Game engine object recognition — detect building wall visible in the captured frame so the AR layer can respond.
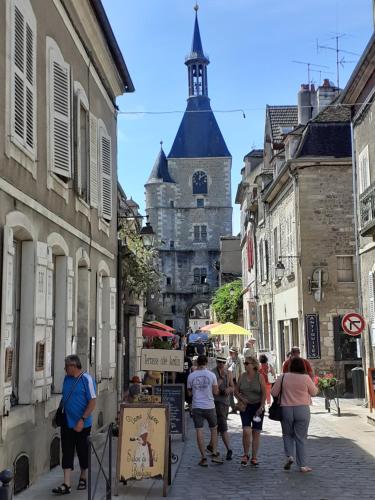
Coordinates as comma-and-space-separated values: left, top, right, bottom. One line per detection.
298, 163, 359, 380
0, 0, 123, 483
146, 157, 232, 332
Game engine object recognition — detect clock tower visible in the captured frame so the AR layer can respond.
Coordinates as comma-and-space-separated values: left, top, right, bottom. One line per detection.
145, 6, 232, 332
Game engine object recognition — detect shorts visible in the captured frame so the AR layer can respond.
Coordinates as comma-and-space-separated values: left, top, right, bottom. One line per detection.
214, 402, 229, 433
192, 408, 217, 429
240, 402, 264, 431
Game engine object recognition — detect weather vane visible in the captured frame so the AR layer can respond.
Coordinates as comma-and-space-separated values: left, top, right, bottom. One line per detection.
194, 3, 199, 12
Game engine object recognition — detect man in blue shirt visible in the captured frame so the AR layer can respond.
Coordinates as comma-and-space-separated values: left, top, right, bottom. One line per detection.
52, 355, 96, 495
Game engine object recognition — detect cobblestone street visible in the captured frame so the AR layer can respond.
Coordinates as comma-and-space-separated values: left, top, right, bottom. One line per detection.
167, 402, 375, 500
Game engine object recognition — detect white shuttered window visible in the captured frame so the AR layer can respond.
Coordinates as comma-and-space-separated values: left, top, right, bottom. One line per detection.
10, 0, 36, 157
99, 123, 112, 220
89, 114, 99, 208
358, 145, 370, 194
47, 38, 71, 179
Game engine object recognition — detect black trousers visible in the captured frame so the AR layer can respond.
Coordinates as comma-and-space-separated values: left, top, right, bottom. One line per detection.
61, 423, 91, 470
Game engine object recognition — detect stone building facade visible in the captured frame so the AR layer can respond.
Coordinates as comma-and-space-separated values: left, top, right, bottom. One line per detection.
145, 9, 232, 332
0, 0, 133, 487
237, 84, 360, 389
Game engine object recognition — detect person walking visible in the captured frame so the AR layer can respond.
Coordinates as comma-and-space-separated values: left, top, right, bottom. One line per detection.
235, 356, 266, 467
259, 354, 276, 405
207, 355, 234, 460
271, 357, 318, 473
52, 355, 96, 495
187, 355, 224, 466
282, 346, 314, 379
226, 346, 244, 413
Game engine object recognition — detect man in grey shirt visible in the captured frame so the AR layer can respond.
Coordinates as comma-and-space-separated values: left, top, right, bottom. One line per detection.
187, 355, 223, 466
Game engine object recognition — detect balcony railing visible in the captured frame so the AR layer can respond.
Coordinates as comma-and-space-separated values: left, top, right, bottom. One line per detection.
360, 184, 375, 236
192, 283, 210, 295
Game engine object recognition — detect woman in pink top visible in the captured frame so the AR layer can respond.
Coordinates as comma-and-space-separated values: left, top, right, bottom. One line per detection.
271, 357, 318, 473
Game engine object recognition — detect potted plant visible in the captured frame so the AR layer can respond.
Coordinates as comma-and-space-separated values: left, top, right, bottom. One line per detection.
314, 373, 338, 399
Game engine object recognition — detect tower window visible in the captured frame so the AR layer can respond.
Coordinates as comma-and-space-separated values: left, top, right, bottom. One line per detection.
197, 198, 204, 208
192, 171, 207, 194
166, 277, 171, 285
170, 200, 174, 208
193, 225, 207, 242
170, 240, 175, 249
193, 267, 207, 284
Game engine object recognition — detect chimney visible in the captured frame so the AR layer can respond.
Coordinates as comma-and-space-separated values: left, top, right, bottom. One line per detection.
317, 79, 340, 113
298, 84, 316, 125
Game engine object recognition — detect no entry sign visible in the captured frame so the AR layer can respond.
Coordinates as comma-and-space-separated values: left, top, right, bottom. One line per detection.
341, 312, 365, 336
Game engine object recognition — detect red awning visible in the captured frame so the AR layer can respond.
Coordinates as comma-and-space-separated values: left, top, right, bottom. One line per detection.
142, 325, 175, 338
149, 321, 176, 332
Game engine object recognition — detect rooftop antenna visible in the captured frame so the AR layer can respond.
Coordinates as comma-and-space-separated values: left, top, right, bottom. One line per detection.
316, 34, 359, 88
292, 60, 330, 85
310, 68, 334, 85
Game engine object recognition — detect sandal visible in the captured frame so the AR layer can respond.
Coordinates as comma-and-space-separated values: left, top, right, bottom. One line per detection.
250, 457, 258, 466
300, 466, 312, 473
240, 454, 249, 466
52, 483, 71, 495
77, 478, 87, 490
198, 457, 208, 467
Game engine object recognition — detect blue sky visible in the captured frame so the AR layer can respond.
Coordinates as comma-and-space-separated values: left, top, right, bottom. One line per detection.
103, 0, 373, 234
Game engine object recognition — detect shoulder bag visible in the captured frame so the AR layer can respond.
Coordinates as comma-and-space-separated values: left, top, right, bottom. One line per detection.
52, 372, 85, 428
268, 375, 284, 421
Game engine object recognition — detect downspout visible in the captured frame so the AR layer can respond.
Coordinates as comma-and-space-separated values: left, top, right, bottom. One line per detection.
116, 239, 123, 405
288, 166, 304, 354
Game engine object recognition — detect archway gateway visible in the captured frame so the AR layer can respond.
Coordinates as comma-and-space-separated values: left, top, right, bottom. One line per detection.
188, 302, 210, 331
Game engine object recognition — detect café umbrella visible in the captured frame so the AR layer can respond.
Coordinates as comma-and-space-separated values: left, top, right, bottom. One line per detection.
199, 322, 222, 331
142, 325, 175, 338
209, 322, 253, 337
149, 320, 176, 332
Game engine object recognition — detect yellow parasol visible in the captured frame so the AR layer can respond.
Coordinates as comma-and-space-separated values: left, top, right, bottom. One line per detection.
209, 322, 253, 337
199, 322, 223, 331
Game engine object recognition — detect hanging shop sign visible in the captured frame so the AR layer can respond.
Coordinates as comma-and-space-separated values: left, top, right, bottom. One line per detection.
305, 314, 321, 359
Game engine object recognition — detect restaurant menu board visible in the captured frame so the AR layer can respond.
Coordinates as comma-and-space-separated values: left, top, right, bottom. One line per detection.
116, 404, 169, 497
368, 368, 375, 413
153, 384, 185, 438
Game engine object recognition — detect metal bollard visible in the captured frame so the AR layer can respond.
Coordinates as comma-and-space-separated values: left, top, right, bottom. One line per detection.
0, 470, 13, 500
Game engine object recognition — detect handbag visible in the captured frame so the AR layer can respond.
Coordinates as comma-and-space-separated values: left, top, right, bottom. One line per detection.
267, 366, 276, 384
268, 375, 284, 421
52, 372, 85, 428
234, 399, 247, 413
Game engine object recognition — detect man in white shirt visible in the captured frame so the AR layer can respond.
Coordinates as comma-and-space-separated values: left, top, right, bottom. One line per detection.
187, 355, 223, 466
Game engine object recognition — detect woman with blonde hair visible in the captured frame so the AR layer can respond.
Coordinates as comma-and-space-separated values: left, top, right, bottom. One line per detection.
235, 356, 266, 466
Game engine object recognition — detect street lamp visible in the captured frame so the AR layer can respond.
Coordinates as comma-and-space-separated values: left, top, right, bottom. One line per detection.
140, 220, 156, 249
275, 260, 285, 279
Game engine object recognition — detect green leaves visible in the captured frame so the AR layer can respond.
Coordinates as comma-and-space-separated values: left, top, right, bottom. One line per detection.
211, 279, 242, 323
119, 226, 161, 296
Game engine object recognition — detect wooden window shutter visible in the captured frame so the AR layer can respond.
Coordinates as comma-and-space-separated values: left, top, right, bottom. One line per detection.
99, 127, 112, 220
11, 0, 36, 155
89, 113, 99, 208
5, 348, 14, 383
49, 48, 71, 178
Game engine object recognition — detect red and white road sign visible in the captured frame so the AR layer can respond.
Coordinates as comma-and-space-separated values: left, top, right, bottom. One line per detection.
341, 312, 365, 336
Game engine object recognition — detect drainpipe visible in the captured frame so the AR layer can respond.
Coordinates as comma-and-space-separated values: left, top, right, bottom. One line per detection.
116, 239, 123, 405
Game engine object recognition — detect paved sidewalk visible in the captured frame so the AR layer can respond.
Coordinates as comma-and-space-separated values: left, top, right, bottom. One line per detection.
164, 399, 375, 500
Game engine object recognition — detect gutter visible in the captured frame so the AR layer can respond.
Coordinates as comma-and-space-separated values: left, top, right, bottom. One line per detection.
90, 0, 135, 92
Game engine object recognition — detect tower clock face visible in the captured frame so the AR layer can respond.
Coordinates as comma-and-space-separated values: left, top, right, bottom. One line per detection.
193, 170, 207, 194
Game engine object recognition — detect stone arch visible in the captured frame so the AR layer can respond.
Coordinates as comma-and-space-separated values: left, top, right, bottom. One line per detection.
186, 300, 210, 331
98, 259, 110, 277
13, 453, 29, 494
5, 210, 35, 240
47, 232, 69, 256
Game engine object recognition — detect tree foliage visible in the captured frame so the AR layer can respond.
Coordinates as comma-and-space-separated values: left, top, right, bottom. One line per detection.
211, 279, 243, 323
119, 226, 161, 297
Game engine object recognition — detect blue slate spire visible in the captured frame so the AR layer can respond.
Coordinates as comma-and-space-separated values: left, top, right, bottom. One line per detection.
168, 6, 230, 159
147, 143, 175, 183
190, 5, 205, 59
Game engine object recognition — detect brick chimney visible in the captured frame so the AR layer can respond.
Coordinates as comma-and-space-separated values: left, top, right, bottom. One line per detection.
297, 84, 317, 125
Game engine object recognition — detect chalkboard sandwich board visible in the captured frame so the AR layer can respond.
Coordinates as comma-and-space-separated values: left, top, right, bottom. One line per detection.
153, 384, 185, 439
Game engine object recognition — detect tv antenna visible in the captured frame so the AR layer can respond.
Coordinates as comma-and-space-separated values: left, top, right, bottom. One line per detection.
316, 34, 359, 89
292, 60, 330, 85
